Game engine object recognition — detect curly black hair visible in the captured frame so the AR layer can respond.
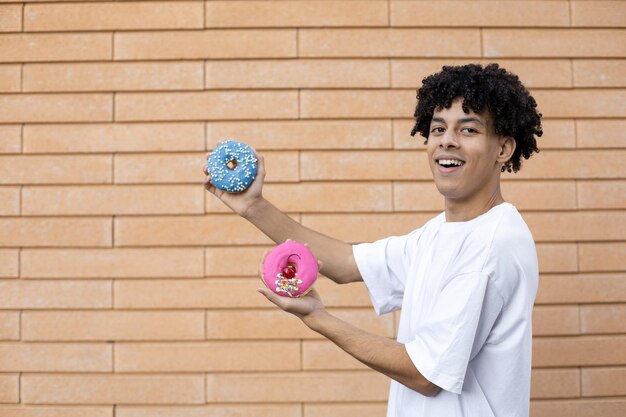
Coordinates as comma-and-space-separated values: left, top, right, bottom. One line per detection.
410, 63, 543, 173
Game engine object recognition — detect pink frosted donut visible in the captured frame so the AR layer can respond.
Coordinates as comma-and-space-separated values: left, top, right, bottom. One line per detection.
261, 241, 318, 298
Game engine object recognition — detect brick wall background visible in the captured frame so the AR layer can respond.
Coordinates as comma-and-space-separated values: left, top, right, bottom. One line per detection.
0, 1, 624, 416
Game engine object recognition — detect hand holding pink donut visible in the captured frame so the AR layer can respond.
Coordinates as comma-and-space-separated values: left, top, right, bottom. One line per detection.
260, 240, 319, 298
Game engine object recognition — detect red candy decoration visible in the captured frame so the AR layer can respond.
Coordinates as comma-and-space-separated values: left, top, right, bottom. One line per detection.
282, 265, 296, 279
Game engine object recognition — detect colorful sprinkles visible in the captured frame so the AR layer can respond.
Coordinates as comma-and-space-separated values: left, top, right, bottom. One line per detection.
275, 272, 303, 298
207, 140, 258, 193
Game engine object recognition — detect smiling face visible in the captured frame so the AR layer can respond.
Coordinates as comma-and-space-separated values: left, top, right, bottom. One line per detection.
426, 98, 515, 209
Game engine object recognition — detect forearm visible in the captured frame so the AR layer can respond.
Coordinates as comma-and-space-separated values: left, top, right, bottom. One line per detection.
303, 310, 440, 397
244, 198, 361, 284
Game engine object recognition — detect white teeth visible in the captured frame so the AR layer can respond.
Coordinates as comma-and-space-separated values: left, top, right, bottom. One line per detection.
438, 159, 463, 166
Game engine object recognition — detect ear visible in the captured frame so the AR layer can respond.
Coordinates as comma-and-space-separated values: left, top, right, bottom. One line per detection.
496, 136, 516, 165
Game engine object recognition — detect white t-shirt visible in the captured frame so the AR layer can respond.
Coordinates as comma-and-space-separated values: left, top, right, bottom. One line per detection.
353, 202, 538, 417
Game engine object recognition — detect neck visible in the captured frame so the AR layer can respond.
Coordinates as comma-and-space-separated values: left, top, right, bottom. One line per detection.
444, 187, 505, 222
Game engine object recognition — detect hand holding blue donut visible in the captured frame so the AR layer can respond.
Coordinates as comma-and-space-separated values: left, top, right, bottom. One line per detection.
206, 140, 258, 193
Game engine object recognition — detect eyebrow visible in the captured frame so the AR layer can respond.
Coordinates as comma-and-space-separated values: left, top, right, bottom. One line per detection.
431, 116, 485, 127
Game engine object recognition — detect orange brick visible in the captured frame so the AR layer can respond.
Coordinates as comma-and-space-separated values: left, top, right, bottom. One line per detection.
300, 150, 430, 180
0, 5, 21, 32
206, 1, 387, 27
23, 185, 203, 216
393, 117, 576, 150
300, 28, 481, 57
0, 280, 111, 309
0, 342, 112, 372
0, 406, 113, 417
576, 119, 626, 148
536, 273, 626, 304
303, 340, 368, 370
524, 211, 626, 242
531, 89, 626, 118
302, 213, 433, 243
121, 151, 297, 184
502, 180, 577, 210
0, 249, 18, 278
115, 91, 298, 122
0, 93, 112, 123
577, 180, 626, 209
206, 371, 389, 402
206, 59, 388, 89
206, 308, 393, 340
531, 398, 626, 417
23, 123, 205, 154
115, 30, 296, 60
22, 311, 205, 342
393, 182, 443, 211
582, 367, 626, 397
208, 182, 392, 213
0, 125, 21, 153
114, 278, 267, 309
116, 405, 300, 417
115, 153, 207, 184
205, 246, 273, 277
0, 155, 111, 185
22, 374, 205, 405
21, 248, 204, 278
0, 374, 19, 403
305, 403, 388, 417
0, 217, 111, 247
0, 33, 112, 63
533, 306, 580, 336
0, 186, 19, 215
483, 29, 626, 58
115, 215, 273, 246
391, 59, 572, 89
207, 120, 392, 150
0, 64, 19, 92
533, 335, 626, 367
581, 304, 626, 334
531, 368, 580, 399
536, 243, 578, 273
300, 89, 415, 118
540, 119, 578, 149
573, 60, 626, 87
391, 1, 569, 27
115, 341, 300, 372
579, 242, 626, 272
23, 62, 203, 92
508, 149, 626, 180
0, 311, 19, 340
24, 1, 203, 31
571, 1, 626, 27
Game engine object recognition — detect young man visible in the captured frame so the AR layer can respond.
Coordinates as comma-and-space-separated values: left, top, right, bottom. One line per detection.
203, 63, 543, 417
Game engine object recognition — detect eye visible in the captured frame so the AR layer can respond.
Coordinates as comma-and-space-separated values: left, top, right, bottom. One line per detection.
430, 126, 445, 134
461, 127, 478, 134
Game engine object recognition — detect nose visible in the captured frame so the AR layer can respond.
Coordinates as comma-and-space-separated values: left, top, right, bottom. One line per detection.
439, 130, 460, 149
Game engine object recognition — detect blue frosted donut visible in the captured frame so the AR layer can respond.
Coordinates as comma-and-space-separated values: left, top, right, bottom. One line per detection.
207, 140, 258, 193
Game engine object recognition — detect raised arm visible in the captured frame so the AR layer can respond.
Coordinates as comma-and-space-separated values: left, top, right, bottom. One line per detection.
203, 150, 362, 284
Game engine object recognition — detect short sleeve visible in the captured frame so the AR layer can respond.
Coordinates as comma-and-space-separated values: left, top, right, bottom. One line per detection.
352, 230, 421, 316
405, 271, 503, 394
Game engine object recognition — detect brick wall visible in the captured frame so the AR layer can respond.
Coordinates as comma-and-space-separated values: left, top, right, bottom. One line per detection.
0, 1, 624, 416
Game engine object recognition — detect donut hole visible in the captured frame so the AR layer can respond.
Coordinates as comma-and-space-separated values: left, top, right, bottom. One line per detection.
226, 158, 238, 170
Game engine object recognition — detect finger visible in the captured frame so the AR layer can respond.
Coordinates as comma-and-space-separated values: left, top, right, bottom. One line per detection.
257, 287, 285, 309
256, 153, 266, 179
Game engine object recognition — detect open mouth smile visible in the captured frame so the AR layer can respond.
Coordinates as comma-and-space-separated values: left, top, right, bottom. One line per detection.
436, 158, 465, 173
